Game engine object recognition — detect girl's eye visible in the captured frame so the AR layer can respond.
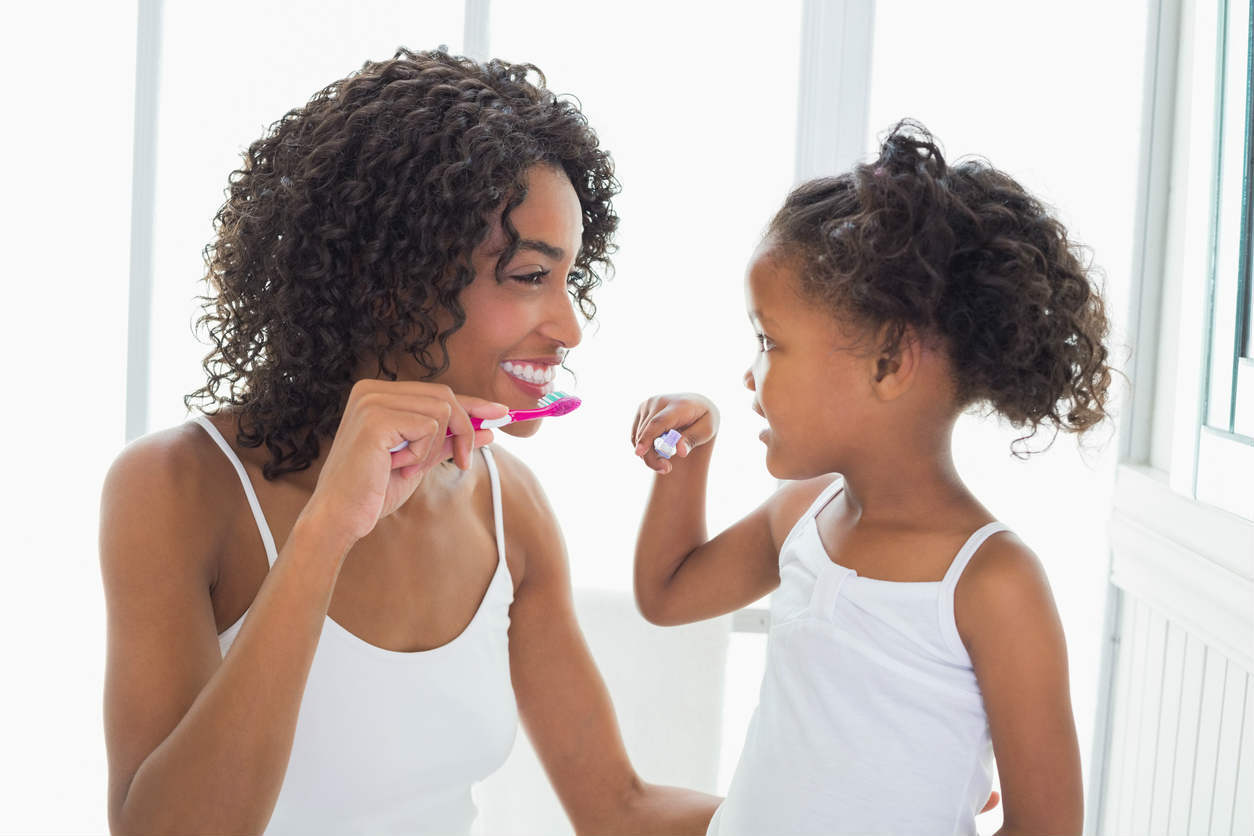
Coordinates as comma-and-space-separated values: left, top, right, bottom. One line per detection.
510, 269, 549, 286
756, 333, 775, 352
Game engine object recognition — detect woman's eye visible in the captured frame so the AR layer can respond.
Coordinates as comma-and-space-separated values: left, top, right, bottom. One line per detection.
756, 333, 774, 352
510, 269, 549, 286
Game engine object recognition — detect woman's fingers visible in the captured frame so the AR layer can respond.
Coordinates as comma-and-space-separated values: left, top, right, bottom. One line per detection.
372, 391, 505, 471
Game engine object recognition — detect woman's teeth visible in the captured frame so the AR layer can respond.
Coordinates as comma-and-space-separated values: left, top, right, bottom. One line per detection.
501, 361, 556, 385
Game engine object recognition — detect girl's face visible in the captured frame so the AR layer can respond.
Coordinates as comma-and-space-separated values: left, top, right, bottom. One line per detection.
423, 164, 585, 438
743, 241, 879, 479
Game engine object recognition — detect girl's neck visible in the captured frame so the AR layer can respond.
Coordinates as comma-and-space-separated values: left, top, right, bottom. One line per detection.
836, 424, 976, 527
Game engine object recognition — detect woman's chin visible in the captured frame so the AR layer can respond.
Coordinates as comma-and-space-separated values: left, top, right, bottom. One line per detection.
501, 418, 543, 438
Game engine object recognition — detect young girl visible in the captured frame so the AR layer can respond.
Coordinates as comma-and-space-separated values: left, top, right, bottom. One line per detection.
629, 121, 1109, 836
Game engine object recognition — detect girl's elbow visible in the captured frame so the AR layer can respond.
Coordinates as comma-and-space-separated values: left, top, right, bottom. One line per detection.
634, 588, 670, 625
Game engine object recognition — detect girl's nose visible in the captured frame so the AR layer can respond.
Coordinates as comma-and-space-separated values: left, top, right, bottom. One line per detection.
743, 367, 756, 391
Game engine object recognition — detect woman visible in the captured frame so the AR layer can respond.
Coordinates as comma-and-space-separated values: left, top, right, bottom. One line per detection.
100, 48, 719, 835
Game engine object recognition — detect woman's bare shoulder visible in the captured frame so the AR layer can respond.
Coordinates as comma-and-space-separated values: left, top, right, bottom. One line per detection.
100, 418, 242, 580
480, 443, 548, 513
478, 443, 563, 585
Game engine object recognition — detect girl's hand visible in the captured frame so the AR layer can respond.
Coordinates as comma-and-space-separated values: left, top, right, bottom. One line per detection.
303, 380, 508, 546
630, 393, 720, 474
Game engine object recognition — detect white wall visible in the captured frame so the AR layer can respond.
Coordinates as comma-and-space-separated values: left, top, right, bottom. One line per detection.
0, 4, 136, 834
0, 3, 1151, 834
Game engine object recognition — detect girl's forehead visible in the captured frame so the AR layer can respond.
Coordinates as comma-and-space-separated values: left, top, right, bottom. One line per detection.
745, 249, 870, 346
745, 249, 808, 316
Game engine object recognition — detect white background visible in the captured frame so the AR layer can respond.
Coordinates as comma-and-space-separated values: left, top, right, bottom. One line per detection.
0, 2, 1146, 833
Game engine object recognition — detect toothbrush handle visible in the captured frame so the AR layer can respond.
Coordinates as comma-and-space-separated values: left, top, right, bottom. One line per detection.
389, 413, 514, 452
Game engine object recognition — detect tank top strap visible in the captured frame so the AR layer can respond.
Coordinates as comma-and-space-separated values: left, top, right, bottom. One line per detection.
937, 520, 1011, 661
779, 475, 846, 560
803, 475, 845, 521
191, 415, 280, 567
478, 445, 506, 565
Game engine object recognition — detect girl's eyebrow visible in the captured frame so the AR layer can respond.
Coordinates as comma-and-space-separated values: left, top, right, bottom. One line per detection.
749, 309, 778, 327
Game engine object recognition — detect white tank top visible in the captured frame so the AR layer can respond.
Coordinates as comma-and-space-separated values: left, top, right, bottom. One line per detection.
193, 416, 518, 836
709, 476, 1006, 836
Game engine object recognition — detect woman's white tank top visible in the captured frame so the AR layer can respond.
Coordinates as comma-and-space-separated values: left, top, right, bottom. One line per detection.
709, 476, 1006, 836
193, 416, 518, 836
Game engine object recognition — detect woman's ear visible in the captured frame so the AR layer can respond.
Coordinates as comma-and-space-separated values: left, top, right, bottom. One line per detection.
869, 324, 921, 401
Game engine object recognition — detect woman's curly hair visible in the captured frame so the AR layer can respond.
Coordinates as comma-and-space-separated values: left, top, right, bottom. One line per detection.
768, 119, 1112, 455
186, 48, 619, 478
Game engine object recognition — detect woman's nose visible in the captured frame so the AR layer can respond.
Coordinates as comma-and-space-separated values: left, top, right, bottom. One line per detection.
544, 287, 584, 350
743, 367, 756, 391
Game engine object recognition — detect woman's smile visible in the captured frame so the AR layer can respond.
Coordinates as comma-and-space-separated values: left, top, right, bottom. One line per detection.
500, 360, 558, 398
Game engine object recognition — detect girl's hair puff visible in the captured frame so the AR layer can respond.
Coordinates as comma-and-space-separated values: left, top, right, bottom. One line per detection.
768, 119, 1112, 454
186, 48, 619, 478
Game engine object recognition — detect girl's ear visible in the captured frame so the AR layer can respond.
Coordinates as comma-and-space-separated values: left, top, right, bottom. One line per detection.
869, 324, 921, 401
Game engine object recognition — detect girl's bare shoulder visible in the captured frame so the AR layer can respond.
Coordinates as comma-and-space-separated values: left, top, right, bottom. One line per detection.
953, 530, 1059, 647
763, 474, 843, 550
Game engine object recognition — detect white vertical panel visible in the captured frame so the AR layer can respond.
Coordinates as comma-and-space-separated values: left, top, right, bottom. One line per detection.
1131, 609, 1169, 835
1113, 599, 1151, 834
1101, 597, 1137, 835
1208, 669, 1248, 834
793, 0, 875, 183
1149, 621, 1188, 833
1168, 634, 1209, 834
1189, 655, 1229, 835
462, 0, 489, 60
1232, 672, 1254, 836
126, 0, 163, 442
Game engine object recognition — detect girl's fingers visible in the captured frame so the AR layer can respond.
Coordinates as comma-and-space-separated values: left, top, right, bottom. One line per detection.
636, 404, 690, 454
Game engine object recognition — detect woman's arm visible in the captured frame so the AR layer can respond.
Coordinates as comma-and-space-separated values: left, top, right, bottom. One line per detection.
631, 393, 833, 626
101, 433, 353, 835
102, 383, 502, 834
495, 449, 721, 836
956, 534, 1084, 836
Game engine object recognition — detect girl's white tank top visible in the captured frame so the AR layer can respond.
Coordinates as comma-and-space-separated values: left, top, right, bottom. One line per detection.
709, 475, 1006, 836
193, 416, 518, 836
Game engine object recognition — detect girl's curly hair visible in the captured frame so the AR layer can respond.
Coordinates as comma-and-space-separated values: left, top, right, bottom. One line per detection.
186, 48, 619, 479
768, 119, 1112, 455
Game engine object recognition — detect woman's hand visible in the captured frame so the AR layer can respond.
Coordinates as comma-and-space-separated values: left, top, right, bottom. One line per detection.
303, 380, 508, 546
630, 393, 720, 474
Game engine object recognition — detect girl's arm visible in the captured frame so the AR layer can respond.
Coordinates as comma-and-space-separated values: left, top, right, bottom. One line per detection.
631, 393, 834, 626
492, 447, 720, 836
955, 534, 1084, 836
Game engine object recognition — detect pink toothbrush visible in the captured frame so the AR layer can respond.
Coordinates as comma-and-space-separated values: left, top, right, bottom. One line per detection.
389, 391, 582, 452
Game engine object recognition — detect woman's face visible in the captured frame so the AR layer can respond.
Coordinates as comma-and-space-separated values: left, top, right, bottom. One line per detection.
424, 164, 585, 438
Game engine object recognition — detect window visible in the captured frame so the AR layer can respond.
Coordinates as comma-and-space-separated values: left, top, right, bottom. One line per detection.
1198, 0, 1254, 518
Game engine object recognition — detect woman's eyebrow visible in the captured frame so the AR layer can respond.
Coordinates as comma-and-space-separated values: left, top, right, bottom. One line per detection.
517, 238, 566, 259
